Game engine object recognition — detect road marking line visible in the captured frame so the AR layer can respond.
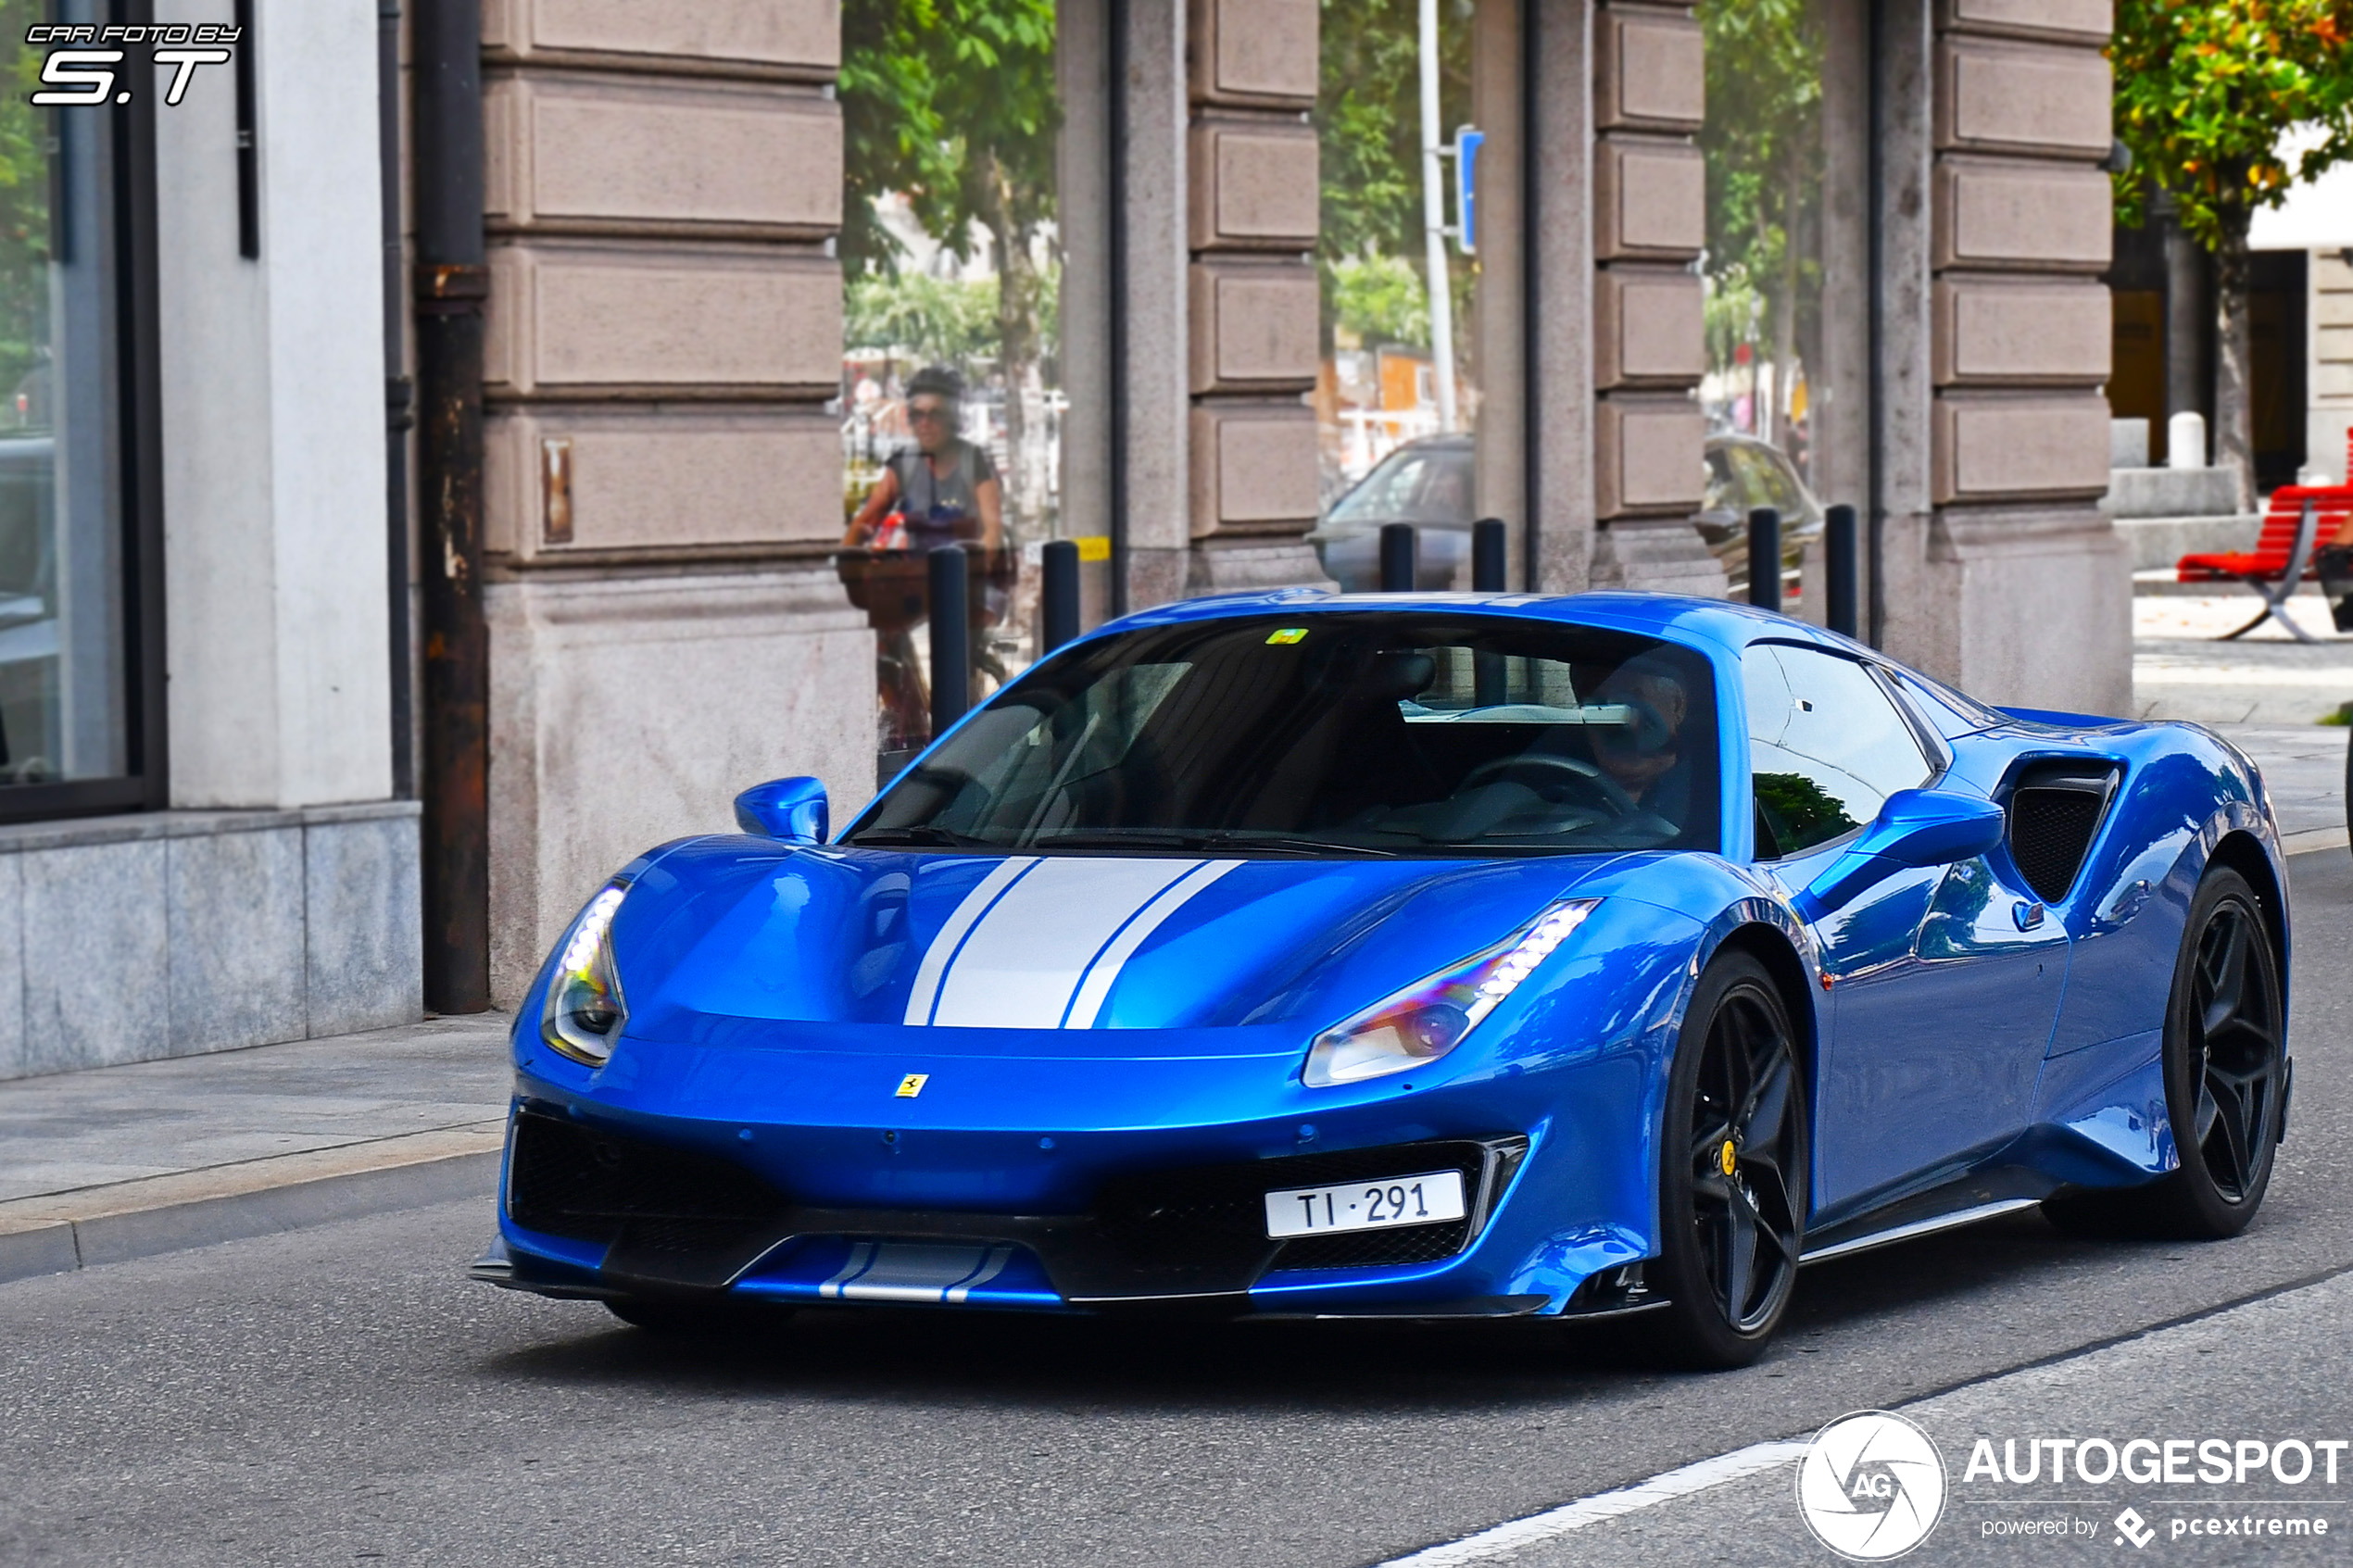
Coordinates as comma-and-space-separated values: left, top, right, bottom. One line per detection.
1379, 1439, 1811, 1566
2281, 825, 2348, 857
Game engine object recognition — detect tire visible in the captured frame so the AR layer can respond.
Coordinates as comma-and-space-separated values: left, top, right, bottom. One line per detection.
1642, 950, 1809, 1369
2045, 866, 2285, 1240
604, 1295, 792, 1337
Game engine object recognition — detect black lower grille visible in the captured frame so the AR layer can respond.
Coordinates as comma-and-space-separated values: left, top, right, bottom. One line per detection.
1082, 1138, 1520, 1287
501, 1113, 1527, 1300
1278, 1219, 1474, 1271
506, 1110, 786, 1247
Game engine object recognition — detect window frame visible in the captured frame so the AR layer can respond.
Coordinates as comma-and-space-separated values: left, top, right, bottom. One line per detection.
0, 19, 167, 826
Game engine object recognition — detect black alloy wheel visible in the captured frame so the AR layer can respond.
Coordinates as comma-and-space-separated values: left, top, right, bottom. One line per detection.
2047, 866, 2285, 1239
1645, 950, 1808, 1369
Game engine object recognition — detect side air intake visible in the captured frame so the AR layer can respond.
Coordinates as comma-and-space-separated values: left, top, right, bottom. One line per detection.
2006, 761, 2119, 903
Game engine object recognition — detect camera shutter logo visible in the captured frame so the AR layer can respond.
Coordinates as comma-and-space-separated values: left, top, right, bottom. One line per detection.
1794, 1410, 1947, 1561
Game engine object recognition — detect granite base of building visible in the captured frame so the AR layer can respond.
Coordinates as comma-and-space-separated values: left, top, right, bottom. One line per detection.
1588, 519, 1731, 599
485, 563, 877, 1008
0, 803, 423, 1082
1891, 508, 2135, 719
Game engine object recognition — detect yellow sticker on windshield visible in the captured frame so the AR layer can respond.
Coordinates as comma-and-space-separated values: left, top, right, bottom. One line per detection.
1266, 627, 1308, 645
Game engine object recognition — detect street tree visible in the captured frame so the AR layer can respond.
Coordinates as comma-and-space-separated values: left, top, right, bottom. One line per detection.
2110, 0, 2353, 506
1315, 0, 1473, 357
840, 0, 1060, 527
1698, 0, 1823, 453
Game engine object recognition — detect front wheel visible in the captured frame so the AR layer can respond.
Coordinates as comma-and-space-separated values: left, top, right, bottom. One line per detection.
1642, 951, 1808, 1369
2045, 866, 2285, 1239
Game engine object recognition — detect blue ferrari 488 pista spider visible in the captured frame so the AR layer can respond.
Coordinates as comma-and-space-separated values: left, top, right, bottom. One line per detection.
474, 591, 2291, 1366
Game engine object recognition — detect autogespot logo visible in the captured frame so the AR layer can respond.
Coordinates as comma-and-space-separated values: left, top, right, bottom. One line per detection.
1796, 1411, 1949, 1561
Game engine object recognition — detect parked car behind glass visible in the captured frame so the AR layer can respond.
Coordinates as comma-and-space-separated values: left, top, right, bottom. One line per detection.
1310, 432, 1824, 599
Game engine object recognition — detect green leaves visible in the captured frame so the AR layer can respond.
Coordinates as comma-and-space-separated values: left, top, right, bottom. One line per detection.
1697, 0, 1823, 326
839, 0, 1062, 276
1315, 0, 1475, 350
2110, 0, 2353, 250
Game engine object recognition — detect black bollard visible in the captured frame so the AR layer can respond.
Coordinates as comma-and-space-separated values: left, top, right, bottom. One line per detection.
1825, 504, 1859, 637
1379, 521, 1417, 592
1747, 507, 1782, 613
1472, 517, 1506, 592
1041, 539, 1080, 653
928, 543, 970, 735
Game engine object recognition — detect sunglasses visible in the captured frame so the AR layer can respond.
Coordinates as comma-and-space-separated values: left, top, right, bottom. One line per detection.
908, 403, 950, 423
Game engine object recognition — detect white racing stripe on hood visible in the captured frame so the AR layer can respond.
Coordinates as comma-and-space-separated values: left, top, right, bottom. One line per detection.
902, 857, 1041, 1025
1062, 859, 1243, 1027
924, 857, 1242, 1028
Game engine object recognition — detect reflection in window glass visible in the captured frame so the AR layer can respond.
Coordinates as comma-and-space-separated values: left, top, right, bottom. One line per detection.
1698, 0, 1833, 499
838, 1, 1063, 754
1744, 645, 1930, 858
1315, 2, 1479, 514
0, 1, 126, 789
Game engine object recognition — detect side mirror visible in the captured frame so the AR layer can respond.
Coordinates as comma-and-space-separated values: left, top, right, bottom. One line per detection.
734, 777, 828, 844
1856, 787, 2007, 867
1794, 788, 2004, 918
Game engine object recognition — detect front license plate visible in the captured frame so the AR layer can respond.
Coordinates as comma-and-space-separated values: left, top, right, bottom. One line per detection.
1263, 1169, 1467, 1239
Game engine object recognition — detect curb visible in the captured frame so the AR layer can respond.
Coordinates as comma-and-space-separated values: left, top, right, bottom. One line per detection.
0, 1122, 504, 1286
2284, 825, 2350, 858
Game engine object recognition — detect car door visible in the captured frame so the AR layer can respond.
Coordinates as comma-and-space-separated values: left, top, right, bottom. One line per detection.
1743, 643, 2064, 1211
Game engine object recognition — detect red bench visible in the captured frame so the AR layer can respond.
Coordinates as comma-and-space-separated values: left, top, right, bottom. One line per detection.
2176, 452, 2352, 642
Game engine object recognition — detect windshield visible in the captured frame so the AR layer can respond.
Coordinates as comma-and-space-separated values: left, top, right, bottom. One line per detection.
849, 614, 1721, 857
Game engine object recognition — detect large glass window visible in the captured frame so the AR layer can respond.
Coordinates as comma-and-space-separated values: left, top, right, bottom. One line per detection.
839, 1, 1066, 762
1, 3, 132, 799
1312, 1, 1492, 591
1744, 644, 1931, 858
853, 614, 1721, 856
1698, 0, 1865, 601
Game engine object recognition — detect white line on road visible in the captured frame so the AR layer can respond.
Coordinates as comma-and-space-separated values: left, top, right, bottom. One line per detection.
1378, 1439, 1811, 1566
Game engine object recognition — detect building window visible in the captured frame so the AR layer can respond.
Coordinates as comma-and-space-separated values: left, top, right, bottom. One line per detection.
1313, 0, 1489, 591
0, 3, 159, 821
838, 0, 1068, 759
1698, 0, 1868, 595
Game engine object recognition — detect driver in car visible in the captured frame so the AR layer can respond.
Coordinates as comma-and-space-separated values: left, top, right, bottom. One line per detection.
1586, 655, 1692, 831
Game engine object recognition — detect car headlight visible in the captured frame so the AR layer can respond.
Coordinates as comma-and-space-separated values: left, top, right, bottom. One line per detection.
1302, 899, 1599, 1087
542, 879, 631, 1066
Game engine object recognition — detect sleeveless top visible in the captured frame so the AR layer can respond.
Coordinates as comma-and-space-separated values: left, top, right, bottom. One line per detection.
888, 440, 1000, 551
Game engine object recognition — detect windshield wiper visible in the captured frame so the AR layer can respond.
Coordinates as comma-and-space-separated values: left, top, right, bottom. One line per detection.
1198, 833, 1397, 859
844, 825, 999, 849
1027, 828, 1394, 859
1026, 829, 1209, 850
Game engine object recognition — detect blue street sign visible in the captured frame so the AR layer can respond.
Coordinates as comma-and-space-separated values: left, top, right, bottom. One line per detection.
1455, 125, 1483, 255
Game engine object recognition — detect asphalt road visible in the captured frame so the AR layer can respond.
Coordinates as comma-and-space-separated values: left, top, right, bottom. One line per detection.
4, 850, 2349, 1568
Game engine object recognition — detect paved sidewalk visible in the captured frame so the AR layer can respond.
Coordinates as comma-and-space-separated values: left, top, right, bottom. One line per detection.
2135, 593, 2351, 727
0, 1013, 510, 1284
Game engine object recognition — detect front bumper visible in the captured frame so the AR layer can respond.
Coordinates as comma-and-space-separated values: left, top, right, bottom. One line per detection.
483, 1105, 1563, 1314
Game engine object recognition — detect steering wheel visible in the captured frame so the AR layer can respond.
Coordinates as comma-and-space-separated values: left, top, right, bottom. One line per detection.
1459, 753, 1641, 817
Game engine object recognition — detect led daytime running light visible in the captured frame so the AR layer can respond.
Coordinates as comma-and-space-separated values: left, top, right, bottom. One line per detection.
560, 886, 625, 978
542, 880, 631, 1066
